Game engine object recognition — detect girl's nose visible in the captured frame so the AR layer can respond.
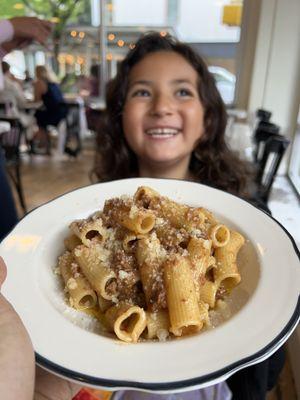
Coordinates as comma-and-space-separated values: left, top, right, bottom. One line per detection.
149, 94, 174, 117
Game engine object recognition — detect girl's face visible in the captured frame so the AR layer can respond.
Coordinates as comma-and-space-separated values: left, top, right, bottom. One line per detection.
122, 51, 205, 172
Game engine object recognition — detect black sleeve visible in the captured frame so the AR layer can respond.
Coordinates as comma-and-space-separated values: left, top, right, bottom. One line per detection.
0, 150, 18, 241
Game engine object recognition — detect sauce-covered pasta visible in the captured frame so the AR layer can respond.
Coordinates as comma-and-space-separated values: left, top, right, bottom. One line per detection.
56, 186, 245, 343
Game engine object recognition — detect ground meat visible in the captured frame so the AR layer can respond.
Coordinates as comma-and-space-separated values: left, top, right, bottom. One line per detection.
216, 285, 227, 300
110, 248, 141, 303
106, 279, 118, 296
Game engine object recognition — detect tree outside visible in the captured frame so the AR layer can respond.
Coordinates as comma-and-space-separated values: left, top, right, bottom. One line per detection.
0, 0, 90, 73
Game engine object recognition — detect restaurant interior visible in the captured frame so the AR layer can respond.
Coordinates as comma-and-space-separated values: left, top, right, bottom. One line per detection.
0, 0, 299, 399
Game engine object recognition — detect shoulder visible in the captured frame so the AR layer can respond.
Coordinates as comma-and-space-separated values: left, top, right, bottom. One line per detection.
34, 79, 47, 93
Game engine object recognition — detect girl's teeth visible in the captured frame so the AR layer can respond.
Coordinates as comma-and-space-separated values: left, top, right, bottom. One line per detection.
146, 128, 179, 136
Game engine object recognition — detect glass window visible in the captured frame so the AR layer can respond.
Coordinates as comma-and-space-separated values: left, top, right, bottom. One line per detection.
0, 0, 242, 105
288, 106, 300, 195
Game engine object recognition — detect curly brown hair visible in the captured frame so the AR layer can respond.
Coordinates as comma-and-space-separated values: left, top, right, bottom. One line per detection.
93, 32, 252, 196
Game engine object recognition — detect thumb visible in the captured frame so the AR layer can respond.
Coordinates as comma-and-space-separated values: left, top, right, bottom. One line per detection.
0, 256, 7, 289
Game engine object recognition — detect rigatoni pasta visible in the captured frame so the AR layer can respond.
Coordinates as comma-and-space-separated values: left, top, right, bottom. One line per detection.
56, 186, 245, 343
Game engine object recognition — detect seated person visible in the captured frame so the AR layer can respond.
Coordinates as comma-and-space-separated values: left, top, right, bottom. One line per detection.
0, 61, 36, 142
32, 65, 67, 154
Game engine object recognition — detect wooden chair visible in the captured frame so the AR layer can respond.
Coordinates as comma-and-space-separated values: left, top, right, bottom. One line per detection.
0, 116, 27, 213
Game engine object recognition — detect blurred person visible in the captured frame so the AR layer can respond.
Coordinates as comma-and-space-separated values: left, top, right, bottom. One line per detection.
24, 70, 32, 84
23, 70, 34, 94
0, 17, 52, 91
32, 65, 67, 154
76, 74, 91, 98
0, 61, 37, 141
85, 64, 101, 131
88, 63, 100, 97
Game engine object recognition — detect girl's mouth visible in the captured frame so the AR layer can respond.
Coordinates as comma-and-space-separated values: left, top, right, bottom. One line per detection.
145, 128, 181, 138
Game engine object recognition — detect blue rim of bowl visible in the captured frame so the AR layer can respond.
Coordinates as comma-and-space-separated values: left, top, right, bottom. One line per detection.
2, 178, 300, 391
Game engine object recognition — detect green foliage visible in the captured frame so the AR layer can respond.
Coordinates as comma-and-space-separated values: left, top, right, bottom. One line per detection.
21, 0, 85, 31
0, 1, 26, 18
0, 1, 87, 31
0, 0, 89, 73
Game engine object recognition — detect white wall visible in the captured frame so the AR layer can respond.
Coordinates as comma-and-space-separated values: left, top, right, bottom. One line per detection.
177, 0, 240, 42
248, 0, 300, 152
246, 1, 300, 393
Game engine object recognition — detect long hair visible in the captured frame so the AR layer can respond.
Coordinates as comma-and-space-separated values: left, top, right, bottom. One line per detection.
35, 65, 58, 83
93, 32, 251, 196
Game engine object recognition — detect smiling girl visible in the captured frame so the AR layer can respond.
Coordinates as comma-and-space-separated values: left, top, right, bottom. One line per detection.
93, 32, 251, 198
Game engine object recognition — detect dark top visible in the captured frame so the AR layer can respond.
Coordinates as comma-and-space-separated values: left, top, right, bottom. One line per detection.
35, 81, 67, 128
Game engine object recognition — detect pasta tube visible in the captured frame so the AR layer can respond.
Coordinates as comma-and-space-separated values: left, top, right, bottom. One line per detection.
70, 214, 106, 247
133, 186, 160, 208
198, 300, 210, 326
199, 280, 218, 309
209, 224, 230, 248
155, 222, 188, 249
188, 237, 213, 299
122, 232, 144, 253
214, 230, 245, 290
144, 310, 170, 340
184, 208, 206, 230
105, 303, 147, 343
58, 251, 97, 310
164, 255, 203, 336
64, 234, 82, 251
149, 196, 189, 229
136, 235, 167, 311
74, 244, 118, 302
98, 295, 113, 312
104, 198, 155, 234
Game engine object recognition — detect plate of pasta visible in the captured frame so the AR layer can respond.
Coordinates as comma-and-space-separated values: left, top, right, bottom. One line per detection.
1, 178, 299, 393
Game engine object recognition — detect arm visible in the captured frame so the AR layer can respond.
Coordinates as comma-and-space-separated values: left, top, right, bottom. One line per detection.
0, 257, 35, 400
0, 258, 83, 400
0, 17, 52, 53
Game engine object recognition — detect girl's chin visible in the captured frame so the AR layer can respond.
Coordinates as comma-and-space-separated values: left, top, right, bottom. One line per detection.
144, 152, 187, 165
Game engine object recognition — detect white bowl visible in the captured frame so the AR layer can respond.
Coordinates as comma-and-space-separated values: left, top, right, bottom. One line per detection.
1, 178, 299, 393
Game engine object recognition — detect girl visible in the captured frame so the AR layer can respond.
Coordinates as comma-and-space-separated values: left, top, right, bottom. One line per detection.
93, 32, 283, 399
93, 32, 250, 198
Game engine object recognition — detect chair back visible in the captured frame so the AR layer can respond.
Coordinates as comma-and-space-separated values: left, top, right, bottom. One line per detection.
253, 121, 280, 163
0, 118, 22, 162
256, 108, 272, 123
0, 117, 27, 213
255, 135, 290, 203
64, 102, 81, 156
0, 101, 14, 117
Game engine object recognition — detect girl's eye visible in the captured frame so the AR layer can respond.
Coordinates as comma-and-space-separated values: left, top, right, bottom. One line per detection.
132, 89, 151, 97
177, 88, 193, 97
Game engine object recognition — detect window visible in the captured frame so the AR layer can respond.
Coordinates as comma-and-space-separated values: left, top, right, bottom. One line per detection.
288, 106, 300, 195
